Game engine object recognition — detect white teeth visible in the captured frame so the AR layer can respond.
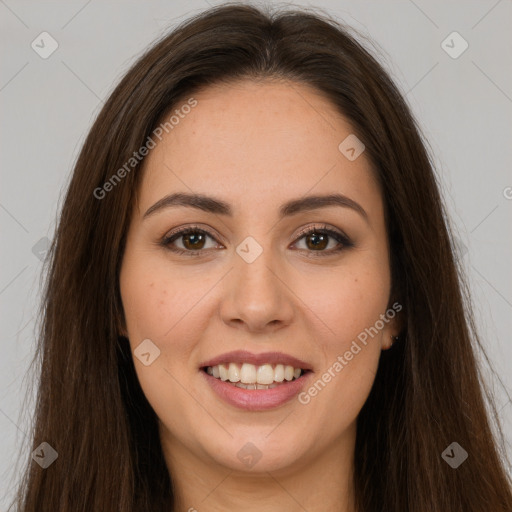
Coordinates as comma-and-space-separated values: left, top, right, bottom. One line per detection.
219, 364, 229, 381
235, 382, 277, 390
240, 363, 257, 384
274, 364, 285, 382
256, 364, 274, 385
206, 362, 305, 386
228, 362, 240, 382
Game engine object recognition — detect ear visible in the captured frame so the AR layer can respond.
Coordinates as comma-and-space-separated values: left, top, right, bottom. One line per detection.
381, 301, 404, 350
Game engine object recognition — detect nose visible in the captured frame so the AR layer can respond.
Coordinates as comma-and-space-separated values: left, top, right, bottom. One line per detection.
219, 245, 295, 334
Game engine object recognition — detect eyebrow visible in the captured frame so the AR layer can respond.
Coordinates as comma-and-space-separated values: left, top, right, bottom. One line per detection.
143, 192, 368, 222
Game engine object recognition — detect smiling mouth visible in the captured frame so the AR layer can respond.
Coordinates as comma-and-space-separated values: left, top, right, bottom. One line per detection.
202, 362, 310, 390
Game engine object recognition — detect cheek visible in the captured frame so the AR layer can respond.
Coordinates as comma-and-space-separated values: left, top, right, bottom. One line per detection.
119, 259, 205, 429
299, 262, 389, 414
120, 253, 208, 345
119, 253, 221, 396
121, 277, 171, 341
306, 261, 390, 342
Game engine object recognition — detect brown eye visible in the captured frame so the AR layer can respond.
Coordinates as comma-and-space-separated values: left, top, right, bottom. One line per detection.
162, 227, 220, 254
181, 231, 206, 250
161, 224, 353, 257
293, 225, 354, 257
304, 232, 329, 251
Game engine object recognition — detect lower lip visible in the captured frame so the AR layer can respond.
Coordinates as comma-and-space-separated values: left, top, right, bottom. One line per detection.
201, 370, 312, 411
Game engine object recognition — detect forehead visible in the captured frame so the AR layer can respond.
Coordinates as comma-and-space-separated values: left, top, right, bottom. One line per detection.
136, 79, 381, 220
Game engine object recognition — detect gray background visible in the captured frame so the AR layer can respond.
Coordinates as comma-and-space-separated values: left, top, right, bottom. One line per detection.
1, 0, 511, 507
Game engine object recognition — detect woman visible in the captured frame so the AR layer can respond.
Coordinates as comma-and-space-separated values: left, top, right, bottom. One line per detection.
13, 3, 512, 511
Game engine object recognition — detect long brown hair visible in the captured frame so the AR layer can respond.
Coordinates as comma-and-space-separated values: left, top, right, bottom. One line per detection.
13, 3, 512, 511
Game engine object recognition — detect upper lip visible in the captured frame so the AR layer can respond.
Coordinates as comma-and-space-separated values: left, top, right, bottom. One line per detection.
200, 350, 313, 371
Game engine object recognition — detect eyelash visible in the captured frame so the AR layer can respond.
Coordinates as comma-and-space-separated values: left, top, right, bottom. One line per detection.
160, 224, 354, 258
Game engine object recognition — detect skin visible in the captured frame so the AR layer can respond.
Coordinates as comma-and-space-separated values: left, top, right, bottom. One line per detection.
119, 79, 400, 512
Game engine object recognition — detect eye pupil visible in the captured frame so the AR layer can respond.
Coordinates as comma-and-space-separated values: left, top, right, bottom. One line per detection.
183, 232, 205, 250
306, 233, 328, 250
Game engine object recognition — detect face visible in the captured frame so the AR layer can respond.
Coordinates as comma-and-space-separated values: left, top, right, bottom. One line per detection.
119, 79, 398, 477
